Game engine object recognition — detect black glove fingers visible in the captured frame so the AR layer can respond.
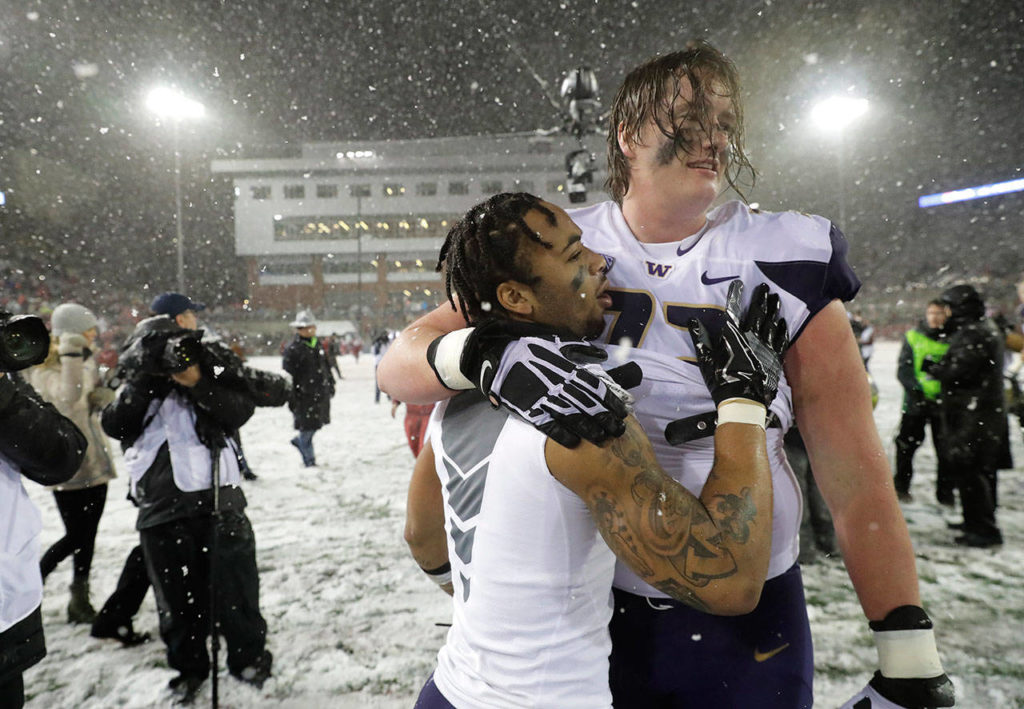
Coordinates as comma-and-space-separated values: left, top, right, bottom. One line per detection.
562, 379, 603, 409
593, 410, 627, 438
742, 283, 770, 334
606, 362, 643, 390
723, 279, 744, 326
552, 413, 608, 446
687, 318, 713, 366
600, 388, 629, 420
526, 342, 577, 374
538, 420, 582, 448
771, 317, 790, 357
762, 292, 782, 341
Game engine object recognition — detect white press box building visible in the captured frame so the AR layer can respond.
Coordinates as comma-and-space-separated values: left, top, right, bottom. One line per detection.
211, 133, 606, 327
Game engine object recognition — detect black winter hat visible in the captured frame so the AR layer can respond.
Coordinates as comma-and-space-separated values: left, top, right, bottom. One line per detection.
940, 284, 985, 319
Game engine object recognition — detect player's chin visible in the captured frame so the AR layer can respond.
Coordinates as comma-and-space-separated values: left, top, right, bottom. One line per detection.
583, 315, 606, 340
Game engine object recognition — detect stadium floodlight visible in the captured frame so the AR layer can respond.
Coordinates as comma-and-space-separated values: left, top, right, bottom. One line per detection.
918, 177, 1024, 208
146, 87, 205, 293
146, 87, 206, 121
810, 96, 869, 133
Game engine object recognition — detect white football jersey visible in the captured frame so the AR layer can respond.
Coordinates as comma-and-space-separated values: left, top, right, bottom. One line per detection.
430, 392, 616, 708
570, 199, 860, 594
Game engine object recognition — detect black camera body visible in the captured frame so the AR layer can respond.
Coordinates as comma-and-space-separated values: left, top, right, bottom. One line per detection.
118, 315, 206, 378
116, 316, 290, 407
0, 311, 51, 372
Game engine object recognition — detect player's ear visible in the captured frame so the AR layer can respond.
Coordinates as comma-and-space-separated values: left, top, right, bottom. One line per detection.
617, 122, 637, 159
496, 280, 535, 317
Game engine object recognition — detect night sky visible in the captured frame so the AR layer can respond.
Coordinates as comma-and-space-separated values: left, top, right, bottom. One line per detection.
1, 0, 1021, 310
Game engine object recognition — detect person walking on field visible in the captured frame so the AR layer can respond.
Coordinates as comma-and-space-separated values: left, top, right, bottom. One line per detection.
282, 310, 335, 467
29, 303, 117, 624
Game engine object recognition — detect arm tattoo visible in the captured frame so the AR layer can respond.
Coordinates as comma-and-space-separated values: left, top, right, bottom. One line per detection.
708, 489, 757, 543
587, 422, 745, 608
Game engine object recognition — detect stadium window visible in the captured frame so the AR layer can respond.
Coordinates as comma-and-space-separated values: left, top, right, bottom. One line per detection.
349, 184, 372, 198
448, 181, 468, 195
251, 185, 271, 200
481, 180, 502, 193
284, 184, 305, 199
316, 184, 339, 198
383, 183, 406, 197
416, 182, 438, 196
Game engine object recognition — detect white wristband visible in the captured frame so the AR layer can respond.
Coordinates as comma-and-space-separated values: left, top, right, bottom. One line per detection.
874, 628, 945, 679
430, 329, 476, 390
716, 399, 767, 429
423, 562, 453, 588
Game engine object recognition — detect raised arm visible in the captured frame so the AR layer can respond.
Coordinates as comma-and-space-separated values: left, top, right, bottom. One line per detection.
404, 439, 454, 595
547, 414, 771, 615
377, 303, 466, 404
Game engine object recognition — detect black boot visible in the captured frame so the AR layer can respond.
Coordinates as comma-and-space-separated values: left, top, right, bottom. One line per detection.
91, 620, 151, 647
231, 649, 273, 689
168, 674, 205, 705
68, 581, 97, 624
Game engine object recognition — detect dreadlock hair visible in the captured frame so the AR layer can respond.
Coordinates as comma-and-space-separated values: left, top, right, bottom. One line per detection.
605, 39, 756, 204
437, 192, 556, 325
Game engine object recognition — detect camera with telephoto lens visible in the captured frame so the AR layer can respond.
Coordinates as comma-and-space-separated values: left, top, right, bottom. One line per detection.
118, 315, 206, 378
0, 311, 51, 372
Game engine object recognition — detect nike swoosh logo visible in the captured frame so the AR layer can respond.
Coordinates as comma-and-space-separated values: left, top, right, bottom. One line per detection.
700, 271, 740, 286
478, 360, 493, 390
753, 642, 790, 662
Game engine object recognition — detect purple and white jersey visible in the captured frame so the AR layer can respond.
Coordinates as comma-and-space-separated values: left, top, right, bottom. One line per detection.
570, 199, 860, 594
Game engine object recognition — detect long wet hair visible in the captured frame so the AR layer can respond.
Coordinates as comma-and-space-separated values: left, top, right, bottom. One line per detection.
437, 192, 556, 324
605, 39, 756, 204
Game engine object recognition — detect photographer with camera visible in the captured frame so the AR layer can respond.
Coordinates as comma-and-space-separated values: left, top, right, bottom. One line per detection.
101, 307, 272, 704
92, 293, 288, 651
27, 303, 117, 625
0, 310, 87, 709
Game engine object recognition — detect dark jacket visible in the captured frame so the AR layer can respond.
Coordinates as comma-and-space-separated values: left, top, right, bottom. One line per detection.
0, 373, 86, 683
928, 314, 1006, 460
282, 335, 335, 430
101, 365, 254, 530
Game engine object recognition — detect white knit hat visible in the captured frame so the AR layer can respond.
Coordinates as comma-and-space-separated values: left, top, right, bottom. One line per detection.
289, 309, 317, 328
51, 303, 98, 336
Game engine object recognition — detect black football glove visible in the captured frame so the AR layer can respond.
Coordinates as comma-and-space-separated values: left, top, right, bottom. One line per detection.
427, 319, 637, 448
840, 606, 955, 709
688, 280, 789, 409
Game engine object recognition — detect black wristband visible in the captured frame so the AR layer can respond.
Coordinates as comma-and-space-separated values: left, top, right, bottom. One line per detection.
422, 561, 451, 577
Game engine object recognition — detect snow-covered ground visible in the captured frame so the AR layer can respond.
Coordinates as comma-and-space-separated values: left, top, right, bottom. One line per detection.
23, 340, 1024, 708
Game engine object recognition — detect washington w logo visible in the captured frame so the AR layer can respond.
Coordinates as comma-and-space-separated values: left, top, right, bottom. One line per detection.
646, 261, 673, 278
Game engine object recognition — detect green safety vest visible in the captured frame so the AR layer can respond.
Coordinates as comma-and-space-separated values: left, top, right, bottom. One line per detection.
905, 329, 949, 401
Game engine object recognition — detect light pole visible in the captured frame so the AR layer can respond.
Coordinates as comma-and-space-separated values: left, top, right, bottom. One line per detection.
146, 87, 205, 293
811, 96, 869, 227
355, 194, 363, 324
